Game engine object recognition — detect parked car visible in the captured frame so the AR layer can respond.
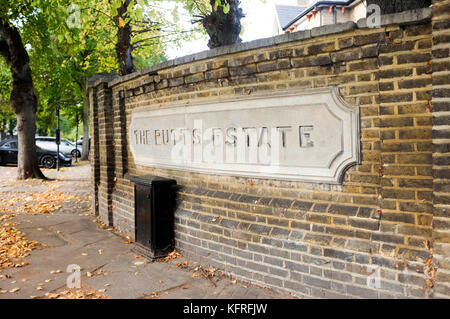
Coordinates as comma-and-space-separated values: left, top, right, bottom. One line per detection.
76, 136, 91, 148
35, 136, 82, 158
0, 138, 72, 168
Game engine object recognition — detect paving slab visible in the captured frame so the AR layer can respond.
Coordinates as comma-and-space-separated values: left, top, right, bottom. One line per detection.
0, 165, 291, 299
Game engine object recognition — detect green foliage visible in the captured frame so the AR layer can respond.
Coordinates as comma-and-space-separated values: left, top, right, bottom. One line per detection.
0, 0, 200, 137
0, 59, 14, 134
214, 0, 230, 13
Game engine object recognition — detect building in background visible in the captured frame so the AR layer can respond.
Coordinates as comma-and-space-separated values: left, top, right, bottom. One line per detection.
274, 0, 367, 35
273, 1, 308, 35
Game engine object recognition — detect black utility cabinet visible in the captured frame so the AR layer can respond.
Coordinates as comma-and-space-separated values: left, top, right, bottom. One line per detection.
130, 175, 177, 260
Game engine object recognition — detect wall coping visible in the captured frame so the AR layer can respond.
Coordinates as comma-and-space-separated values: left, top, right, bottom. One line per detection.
88, 73, 120, 89
89, 7, 432, 89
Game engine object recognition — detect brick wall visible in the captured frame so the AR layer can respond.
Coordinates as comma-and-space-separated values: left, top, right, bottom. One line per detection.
432, 0, 450, 298
88, 84, 99, 216
89, 8, 450, 298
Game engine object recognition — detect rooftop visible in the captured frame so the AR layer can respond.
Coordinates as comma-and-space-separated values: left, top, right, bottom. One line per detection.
275, 5, 307, 29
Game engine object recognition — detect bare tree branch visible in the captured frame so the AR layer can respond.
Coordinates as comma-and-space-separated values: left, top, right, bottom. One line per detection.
133, 38, 185, 50
131, 30, 193, 46
131, 27, 162, 35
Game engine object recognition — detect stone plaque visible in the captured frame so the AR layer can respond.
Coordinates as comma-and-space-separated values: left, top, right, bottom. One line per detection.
129, 87, 360, 183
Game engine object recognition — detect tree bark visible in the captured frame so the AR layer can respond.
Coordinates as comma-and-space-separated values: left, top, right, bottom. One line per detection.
0, 19, 46, 179
202, 0, 244, 49
366, 0, 431, 15
1, 118, 6, 140
8, 118, 14, 136
81, 87, 89, 161
114, 0, 136, 76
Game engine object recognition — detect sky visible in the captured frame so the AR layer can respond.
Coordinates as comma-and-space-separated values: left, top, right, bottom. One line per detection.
165, 0, 279, 59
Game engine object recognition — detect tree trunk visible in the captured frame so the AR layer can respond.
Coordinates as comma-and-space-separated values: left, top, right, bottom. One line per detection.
16, 111, 45, 178
114, 0, 136, 76
202, 0, 244, 49
1, 118, 5, 140
0, 20, 46, 179
366, 0, 431, 15
81, 88, 89, 161
8, 118, 14, 136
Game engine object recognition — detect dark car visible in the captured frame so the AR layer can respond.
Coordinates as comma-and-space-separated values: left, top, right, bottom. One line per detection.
0, 139, 72, 169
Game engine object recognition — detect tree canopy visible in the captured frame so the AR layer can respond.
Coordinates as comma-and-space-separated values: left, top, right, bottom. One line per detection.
0, 0, 204, 141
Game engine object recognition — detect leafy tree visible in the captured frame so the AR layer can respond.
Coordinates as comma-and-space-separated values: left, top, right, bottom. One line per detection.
0, 60, 14, 139
49, 0, 189, 157
23, 0, 176, 159
26, 4, 114, 159
72, 0, 191, 76
0, 0, 199, 175
189, 0, 244, 49
0, 0, 48, 179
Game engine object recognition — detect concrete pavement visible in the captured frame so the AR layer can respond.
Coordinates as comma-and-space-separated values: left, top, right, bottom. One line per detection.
0, 164, 291, 299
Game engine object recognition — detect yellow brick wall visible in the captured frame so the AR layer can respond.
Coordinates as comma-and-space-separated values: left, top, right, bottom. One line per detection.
89, 13, 449, 298
432, 0, 450, 299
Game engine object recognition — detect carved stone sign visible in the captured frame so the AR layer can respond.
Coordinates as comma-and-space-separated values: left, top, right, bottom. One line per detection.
129, 87, 360, 183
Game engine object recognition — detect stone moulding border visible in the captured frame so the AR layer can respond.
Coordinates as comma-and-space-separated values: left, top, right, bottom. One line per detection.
129, 86, 361, 184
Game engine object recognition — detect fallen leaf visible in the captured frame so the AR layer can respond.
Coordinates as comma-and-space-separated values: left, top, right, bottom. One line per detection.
135, 254, 142, 259
181, 285, 188, 289
10, 287, 20, 293
150, 292, 159, 298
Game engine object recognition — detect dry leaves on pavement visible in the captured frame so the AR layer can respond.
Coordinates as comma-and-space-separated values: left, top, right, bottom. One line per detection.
0, 186, 89, 215
42, 287, 109, 299
156, 249, 182, 262
0, 214, 41, 269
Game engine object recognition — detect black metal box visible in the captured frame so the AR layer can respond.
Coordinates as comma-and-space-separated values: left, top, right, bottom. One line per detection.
129, 175, 176, 260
